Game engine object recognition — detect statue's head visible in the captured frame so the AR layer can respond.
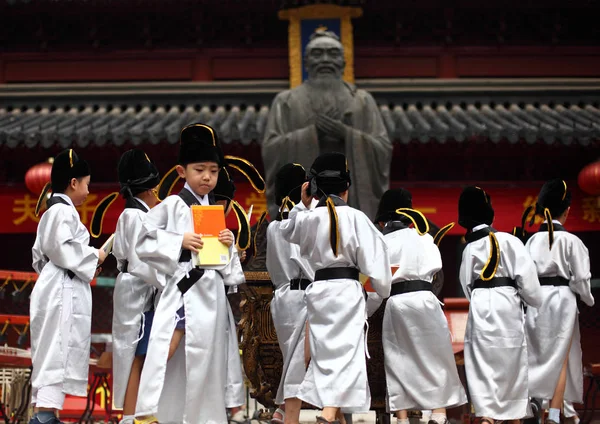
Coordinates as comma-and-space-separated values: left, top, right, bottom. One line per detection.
304, 30, 345, 81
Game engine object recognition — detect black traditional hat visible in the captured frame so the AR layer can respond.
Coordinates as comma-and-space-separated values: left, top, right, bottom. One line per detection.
35, 149, 90, 216
178, 123, 224, 166
118, 149, 160, 199
458, 186, 494, 230
374, 188, 413, 223
535, 179, 572, 249
537, 179, 571, 218
275, 163, 307, 206
90, 149, 161, 238
51, 149, 90, 192
307, 152, 351, 197
213, 167, 236, 209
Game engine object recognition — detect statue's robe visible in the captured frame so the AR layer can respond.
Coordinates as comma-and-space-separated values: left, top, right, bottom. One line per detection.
262, 82, 392, 220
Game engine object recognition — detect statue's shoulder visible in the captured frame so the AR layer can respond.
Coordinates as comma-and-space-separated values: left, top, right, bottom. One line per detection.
272, 85, 307, 106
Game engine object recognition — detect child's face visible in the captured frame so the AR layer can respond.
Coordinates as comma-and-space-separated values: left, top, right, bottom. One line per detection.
177, 162, 219, 196
68, 175, 90, 206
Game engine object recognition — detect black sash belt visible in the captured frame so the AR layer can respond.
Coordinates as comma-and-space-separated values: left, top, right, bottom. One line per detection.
390, 280, 432, 296
177, 268, 205, 295
539, 276, 570, 286
179, 250, 192, 263
473, 277, 517, 290
290, 278, 311, 290
314, 267, 359, 282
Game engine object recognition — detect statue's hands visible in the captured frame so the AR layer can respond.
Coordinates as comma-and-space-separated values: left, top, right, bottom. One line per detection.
316, 114, 347, 140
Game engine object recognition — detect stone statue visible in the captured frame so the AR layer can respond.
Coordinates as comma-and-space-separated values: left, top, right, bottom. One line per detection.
262, 30, 393, 220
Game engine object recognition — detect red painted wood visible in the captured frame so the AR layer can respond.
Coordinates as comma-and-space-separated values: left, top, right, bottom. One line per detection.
211, 56, 289, 80
4, 59, 194, 83
192, 56, 212, 81
438, 52, 457, 78
457, 55, 600, 77
0, 315, 29, 326
355, 56, 438, 78
2, 46, 600, 81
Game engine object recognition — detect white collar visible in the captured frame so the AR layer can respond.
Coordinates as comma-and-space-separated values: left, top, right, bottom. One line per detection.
542, 219, 562, 225
134, 197, 151, 212
472, 223, 489, 232
184, 182, 209, 205
53, 193, 76, 209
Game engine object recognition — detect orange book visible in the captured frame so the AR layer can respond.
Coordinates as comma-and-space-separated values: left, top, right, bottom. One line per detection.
360, 266, 399, 292
191, 205, 229, 266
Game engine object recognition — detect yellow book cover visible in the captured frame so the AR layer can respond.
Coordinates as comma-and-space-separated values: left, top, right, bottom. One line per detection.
190, 205, 230, 266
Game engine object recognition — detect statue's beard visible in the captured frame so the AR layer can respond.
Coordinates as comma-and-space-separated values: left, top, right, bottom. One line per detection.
307, 78, 350, 118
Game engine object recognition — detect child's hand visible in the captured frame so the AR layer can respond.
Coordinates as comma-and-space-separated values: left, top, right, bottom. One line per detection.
301, 181, 312, 208
98, 248, 107, 265
183, 232, 203, 253
218, 229, 234, 247
236, 247, 247, 262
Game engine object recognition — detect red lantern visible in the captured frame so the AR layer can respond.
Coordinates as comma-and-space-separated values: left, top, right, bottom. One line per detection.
25, 159, 53, 195
578, 160, 600, 195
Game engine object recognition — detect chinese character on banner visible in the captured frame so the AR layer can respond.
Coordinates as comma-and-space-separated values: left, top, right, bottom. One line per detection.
244, 193, 267, 220
76, 194, 98, 225
582, 197, 600, 223
12, 194, 40, 225
522, 196, 543, 225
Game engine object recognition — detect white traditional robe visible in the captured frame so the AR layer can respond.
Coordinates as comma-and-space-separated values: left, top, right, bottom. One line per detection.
460, 226, 542, 420
266, 203, 316, 405
112, 199, 165, 409
382, 225, 467, 412
130, 193, 245, 424
224, 293, 245, 409
280, 200, 392, 413
525, 222, 594, 403
30, 194, 99, 401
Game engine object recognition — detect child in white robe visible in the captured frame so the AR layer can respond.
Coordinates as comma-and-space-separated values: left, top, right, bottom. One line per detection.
375, 188, 467, 424
267, 163, 315, 424
524, 179, 594, 424
30, 149, 106, 424
131, 124, 246, 424
280, 152, 392, 424
458, 186, 542, 424
212, 159, 266, 422
90, 149, 163, 424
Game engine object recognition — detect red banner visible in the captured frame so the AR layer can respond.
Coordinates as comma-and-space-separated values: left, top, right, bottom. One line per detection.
1, 182, 599, 235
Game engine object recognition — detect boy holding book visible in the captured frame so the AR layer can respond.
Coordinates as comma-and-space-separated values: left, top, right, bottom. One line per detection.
458, 186, 542, 424
280, 152, 392, 424
525, 179, 594, 424
90, 149, 162, 424
30, 149, 106, 424
131, 124, 245, 424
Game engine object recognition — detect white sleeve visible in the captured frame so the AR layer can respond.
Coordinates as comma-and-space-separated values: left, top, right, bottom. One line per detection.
36, 208, 98, 282
569, 239, 594, 307
135, 200, 185, 277
459, 245, 473, 300
506, 239, 543, 308
124, 212, 167, 290
220, 249, 246, 287
355, 216, 392, 298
